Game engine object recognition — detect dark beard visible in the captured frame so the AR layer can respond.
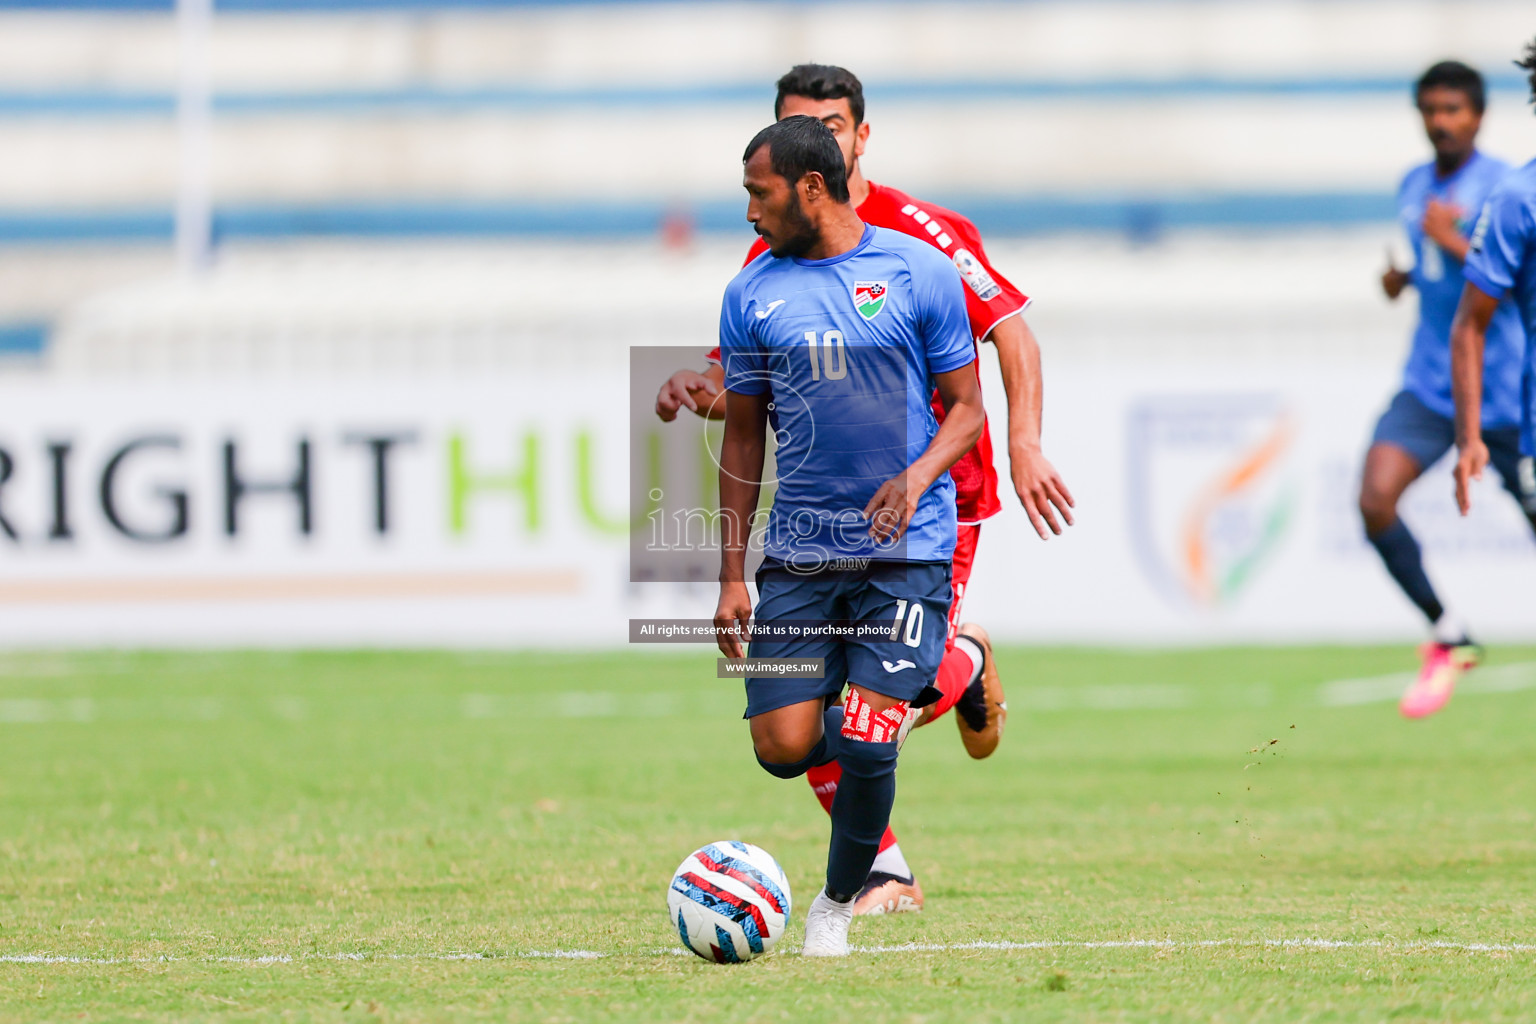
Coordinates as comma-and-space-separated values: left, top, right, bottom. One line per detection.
766, 190, 818, 258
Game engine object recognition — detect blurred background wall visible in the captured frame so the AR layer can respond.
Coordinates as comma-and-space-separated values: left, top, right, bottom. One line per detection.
0, 0, 1532, 646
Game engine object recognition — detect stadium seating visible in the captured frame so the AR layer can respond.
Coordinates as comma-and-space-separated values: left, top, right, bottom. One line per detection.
0, 0, 1520, 368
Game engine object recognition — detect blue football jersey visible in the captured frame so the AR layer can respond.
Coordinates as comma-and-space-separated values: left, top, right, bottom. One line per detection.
1397, 150, 1525, 427
1466, 157, 1536, 455
719, 224, 976, 565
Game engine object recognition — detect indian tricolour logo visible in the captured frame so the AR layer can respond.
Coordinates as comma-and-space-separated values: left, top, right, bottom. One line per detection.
853, 281, 887, 320
1127, 395, 1298, 608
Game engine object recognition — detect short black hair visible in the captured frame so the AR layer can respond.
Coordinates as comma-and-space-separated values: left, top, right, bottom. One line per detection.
1519, 37, 1536, 110
774, 63, 865, 125
743, 115, 851, 204
1416, 60, 1486, 114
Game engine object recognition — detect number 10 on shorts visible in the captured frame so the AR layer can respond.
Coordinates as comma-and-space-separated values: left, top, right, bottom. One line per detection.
891, 599, 924, 648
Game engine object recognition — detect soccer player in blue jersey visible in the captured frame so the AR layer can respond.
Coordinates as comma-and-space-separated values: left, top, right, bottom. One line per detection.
1362, 60, 1532, 719
1453, 39, 1536, 600
712, 115, 984, 956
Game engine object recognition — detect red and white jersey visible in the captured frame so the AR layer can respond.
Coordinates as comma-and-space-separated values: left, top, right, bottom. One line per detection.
707, 181, 1029, 522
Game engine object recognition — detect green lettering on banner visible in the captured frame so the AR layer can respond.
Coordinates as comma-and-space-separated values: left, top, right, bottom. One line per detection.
574, 430, 627, 536
448, 432, 540, 535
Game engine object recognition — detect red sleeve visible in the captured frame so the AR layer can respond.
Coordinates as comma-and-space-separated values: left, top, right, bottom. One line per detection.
705, 238, 770, 365
858, 186, 1010, 523
940, 214, 1030, 341
866, 188, 1029, 341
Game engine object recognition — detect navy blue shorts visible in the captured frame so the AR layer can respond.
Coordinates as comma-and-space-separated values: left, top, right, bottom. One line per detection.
742, 559, 952, 719
1371, 390, 1532, 510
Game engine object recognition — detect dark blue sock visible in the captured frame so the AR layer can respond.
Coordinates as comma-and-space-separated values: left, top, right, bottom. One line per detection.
824, 705, 899, 900
1368, 518, 1443, 625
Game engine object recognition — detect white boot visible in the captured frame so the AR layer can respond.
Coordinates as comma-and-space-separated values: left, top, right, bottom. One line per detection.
801, 889, 854, 957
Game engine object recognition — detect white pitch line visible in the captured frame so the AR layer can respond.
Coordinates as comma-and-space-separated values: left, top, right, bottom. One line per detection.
6, 938, 1536, 966
0, 950, 601, 965
848, 938, 1536, 954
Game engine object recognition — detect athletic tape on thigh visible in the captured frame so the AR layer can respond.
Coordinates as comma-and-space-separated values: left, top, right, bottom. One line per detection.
841, 689, 911, 744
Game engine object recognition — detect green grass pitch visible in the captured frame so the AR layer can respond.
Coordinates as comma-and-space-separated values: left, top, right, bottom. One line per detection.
3, 645, 1536, 1022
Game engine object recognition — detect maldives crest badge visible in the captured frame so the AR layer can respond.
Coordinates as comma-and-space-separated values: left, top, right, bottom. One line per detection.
853, 281, 887, 320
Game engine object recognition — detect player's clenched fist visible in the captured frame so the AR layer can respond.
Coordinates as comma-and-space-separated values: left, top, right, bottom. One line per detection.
1421, 198, 1465, 252
714, 581, 754, 658
1381, 247, 1410, 301
863, 473, 916, 545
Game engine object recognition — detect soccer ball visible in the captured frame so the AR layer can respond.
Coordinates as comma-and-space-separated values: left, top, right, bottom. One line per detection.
667, 841, 792, 963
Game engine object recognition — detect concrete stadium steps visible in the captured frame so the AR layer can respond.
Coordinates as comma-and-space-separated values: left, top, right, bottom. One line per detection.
0, 1, 1527, 92
0, 0, 1520, 340
42, 229, 1417, 376
5, 95, 1536, 208
1, 0, 1531, 228
0, 246, 170, 324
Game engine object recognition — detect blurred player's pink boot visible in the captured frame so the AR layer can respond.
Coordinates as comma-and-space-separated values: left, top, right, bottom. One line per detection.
1399, 643, 1479, 719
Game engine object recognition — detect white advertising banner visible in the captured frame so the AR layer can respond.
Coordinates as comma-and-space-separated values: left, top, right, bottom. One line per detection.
0, 377, 641, 646
0, 363, 1530, 647
965, 362, 1535, 644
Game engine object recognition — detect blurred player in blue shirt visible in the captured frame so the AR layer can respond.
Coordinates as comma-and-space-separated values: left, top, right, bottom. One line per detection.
712, 116, 983, 956
1361, 61, 1532, 719
1453, 41, 1536, 549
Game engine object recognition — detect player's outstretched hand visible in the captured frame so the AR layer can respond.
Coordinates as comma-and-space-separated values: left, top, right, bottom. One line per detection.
656, 370, 720, 422
1011, 445, 1075, 539
1454, 438, 1489, 516
864, 474, 916, 546
714, 582, 754, 659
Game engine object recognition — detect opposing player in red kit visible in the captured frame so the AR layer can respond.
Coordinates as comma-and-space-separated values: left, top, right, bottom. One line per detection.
656, 64, 1075, 915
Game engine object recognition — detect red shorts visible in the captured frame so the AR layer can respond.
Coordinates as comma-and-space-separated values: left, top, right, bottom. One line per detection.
945, 524, 981, 652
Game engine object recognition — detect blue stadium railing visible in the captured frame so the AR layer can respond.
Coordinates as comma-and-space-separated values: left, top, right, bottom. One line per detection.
1, 0, 744, 9
0, 2, 1476, 242
0, 74, 1529, 118
0, 192, 1398, 245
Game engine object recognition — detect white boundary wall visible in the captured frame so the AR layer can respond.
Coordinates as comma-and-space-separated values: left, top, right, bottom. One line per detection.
0, 362, 1530, 648
4, 230, 1528, 648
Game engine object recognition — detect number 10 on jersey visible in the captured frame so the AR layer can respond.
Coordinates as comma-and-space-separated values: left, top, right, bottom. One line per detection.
805, 330, 847, 381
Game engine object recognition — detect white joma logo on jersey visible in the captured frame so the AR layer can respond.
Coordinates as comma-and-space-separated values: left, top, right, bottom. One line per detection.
755, 299, 786, 319
881, 659, 917, 673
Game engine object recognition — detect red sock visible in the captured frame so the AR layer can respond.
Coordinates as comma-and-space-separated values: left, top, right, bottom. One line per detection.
805, 760, 898, 852
806, 761, 840, 814
923, 645, 975, 722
